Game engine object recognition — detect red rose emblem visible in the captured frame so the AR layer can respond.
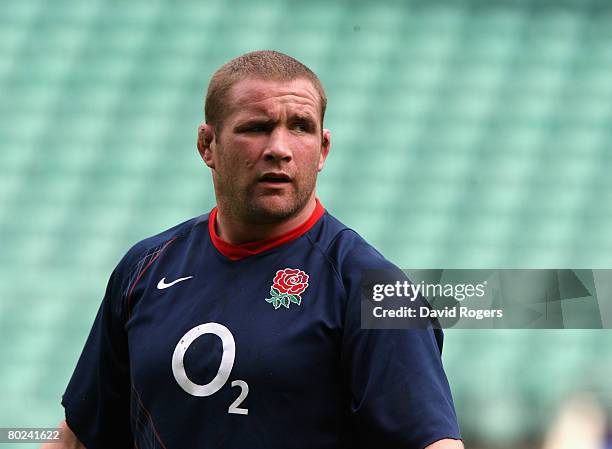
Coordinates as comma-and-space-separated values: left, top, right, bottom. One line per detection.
273, 268, 309, 296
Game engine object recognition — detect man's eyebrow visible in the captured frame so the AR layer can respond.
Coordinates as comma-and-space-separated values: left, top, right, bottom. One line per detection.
231, 111, 317, 131
292, 113, 315, 120
291, 113, 317, 125
233, 117, 276, 130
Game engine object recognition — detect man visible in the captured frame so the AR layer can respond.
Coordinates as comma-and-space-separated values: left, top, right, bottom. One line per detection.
44, 50, 463, 449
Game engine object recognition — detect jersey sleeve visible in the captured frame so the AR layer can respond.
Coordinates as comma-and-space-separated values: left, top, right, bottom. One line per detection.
61, 257, 134, 449
336, 232, 462, 448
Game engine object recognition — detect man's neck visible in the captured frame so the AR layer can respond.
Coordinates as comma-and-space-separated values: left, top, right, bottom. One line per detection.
214, 197, 317, 245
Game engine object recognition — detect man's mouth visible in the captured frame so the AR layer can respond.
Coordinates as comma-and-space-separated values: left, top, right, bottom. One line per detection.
258, 173, 292, 184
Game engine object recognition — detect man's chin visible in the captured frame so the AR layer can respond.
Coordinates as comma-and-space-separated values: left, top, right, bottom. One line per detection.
245, 194, 306, 224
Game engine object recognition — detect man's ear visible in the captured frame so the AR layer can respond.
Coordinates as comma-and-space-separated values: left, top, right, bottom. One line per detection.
197, 123, 216, 169
317, 129, 331, 172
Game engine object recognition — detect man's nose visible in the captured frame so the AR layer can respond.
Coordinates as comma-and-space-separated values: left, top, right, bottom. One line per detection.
263, 128, 292, 162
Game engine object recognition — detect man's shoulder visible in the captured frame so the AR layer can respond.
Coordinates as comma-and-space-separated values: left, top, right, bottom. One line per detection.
314, 211, 399, 274
116, 213, 210, 274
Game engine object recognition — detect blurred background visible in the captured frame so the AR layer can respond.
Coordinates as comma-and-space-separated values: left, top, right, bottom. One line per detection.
1, 0, 612, 448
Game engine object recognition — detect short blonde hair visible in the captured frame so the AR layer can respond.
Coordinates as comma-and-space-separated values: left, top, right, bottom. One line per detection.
205, 50, 327, 131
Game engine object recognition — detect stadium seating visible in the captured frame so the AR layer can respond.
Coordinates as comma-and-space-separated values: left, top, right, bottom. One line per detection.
1, 1, 611, 446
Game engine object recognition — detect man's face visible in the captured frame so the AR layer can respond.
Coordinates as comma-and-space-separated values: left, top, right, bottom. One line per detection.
199, 78, 331, 224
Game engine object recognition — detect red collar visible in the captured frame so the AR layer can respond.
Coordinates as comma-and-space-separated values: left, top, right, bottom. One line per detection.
209, 199, 325, 260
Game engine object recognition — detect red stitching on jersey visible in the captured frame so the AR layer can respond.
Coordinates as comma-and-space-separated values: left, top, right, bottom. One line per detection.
131, 382, 168, 449
129, 400, 148, 440
127, 237, 177, 318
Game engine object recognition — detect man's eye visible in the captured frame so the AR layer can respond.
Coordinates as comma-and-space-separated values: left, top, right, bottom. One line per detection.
237, 123, 268, 133
293, 122, 312, 133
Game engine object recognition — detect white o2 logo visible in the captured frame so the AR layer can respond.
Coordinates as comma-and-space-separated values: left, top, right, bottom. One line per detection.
172, 323, 249, 415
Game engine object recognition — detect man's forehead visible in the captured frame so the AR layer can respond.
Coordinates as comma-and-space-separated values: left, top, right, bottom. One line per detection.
228, 78, 320, 114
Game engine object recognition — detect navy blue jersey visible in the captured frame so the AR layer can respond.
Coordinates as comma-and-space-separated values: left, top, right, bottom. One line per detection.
62, 200, 461, 449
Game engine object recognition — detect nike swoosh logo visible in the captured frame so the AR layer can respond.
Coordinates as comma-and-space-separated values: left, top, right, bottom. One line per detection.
157, 276, 193, 290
